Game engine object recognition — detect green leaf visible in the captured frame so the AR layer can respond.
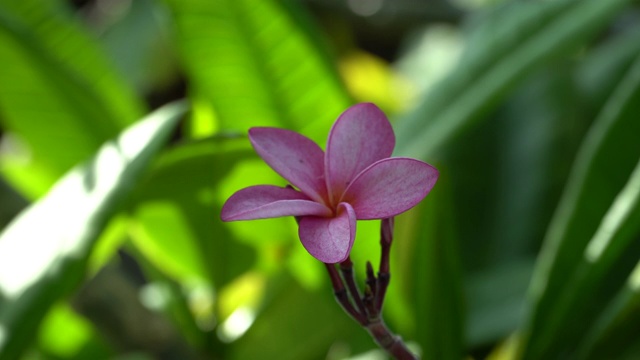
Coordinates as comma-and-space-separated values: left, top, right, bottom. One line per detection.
576, 23, 640, 114
438, 63, 586, 273
520, 54, 640, 358
129, 137, 257, 289
227, 274, 372, 360
97, 0, 178, 94
526, 148, 640, 359
395, 0, 633, 159
576, 265, 640, 359
482, 65, 585, 264
0, 0, 145, 197
0, 102, 185, 359
416, 68, 578, 347
396, 176, 464, 359
37, 303, 94, 358
466, 259, 534, 347
163, 0, 351, 141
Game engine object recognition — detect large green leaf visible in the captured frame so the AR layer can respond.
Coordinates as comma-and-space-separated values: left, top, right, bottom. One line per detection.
453, 65, 585, 347
520, 54, 640, 358
395, 177, 464, 359
523, 150, 640, 359
394, 0, 633, 159
435, 62, 586, 273
0, 102, 185, 359
163, 0, 351, 141
0, 0, 145, 197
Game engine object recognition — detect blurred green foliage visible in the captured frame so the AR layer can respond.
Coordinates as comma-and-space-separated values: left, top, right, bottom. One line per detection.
0, 0, 639, 359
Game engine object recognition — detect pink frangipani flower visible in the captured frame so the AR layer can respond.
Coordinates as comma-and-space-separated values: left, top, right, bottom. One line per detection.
221, 103, 438, 263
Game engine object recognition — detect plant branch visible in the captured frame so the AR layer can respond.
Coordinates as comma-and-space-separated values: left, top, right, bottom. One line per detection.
325, 263, 367, 325
323, 217, 418, 359
376, 217, 393, 311
366, 319, 417, 360
340, 256, 367, 316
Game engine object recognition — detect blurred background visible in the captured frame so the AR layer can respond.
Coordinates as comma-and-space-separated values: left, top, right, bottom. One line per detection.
1, 0, 640, 359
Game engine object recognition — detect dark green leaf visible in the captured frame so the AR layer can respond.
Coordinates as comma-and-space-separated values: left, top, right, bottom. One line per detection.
577, 274, 640, 359
466, 259, 534, 347
395, 0, 633, 159
521, 54, 640, 359
576, 22, 640, 114
395, 175, 465, 359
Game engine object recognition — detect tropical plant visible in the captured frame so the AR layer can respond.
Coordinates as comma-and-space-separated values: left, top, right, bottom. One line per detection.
1, 0, 639, 359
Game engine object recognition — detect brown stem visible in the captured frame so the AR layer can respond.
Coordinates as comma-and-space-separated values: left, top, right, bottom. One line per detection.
323, 217, 418, 359
363, 285, 379, 319
365, 261, 377, 300
325, 263, 366, 325
366, 319, 418, 360
376, 271, 390, 312
340, 257, 367, 316
380, 217, 395, 248
376, 218, 393, 311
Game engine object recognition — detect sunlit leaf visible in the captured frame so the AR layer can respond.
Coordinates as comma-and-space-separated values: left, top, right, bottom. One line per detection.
0, 0, 145, 197
37, 303, 94, 358
0, 102, 185, 359
395, 0, 633, 159
86, 216, 129, 274
163, 0, 351, 142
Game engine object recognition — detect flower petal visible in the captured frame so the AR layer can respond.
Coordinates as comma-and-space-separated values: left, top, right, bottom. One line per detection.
341, 158, 438, 220
221, 185, 332, 221
298, 202, 356, 263
325, 103, 395, 203
249, 127, 327, 203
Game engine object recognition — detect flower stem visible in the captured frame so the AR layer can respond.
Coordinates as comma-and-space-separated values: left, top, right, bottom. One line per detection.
325, 263, 366, 325
366, 318, 417, 360
340, 257, 367, 316
324, 217, 418, 360
376, 218, 393, 311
